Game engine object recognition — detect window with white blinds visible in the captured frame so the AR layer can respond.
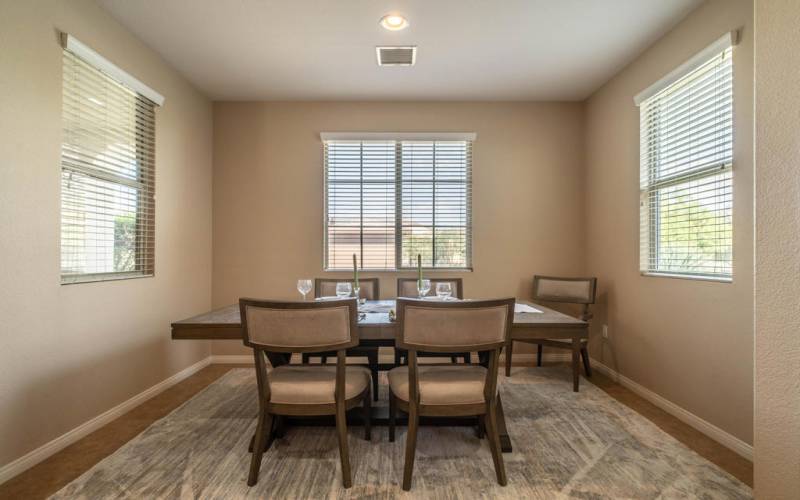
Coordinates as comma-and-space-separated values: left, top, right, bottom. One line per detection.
324, 135, 472, 270
637, 36, 734, 281
60, 43, 159, 284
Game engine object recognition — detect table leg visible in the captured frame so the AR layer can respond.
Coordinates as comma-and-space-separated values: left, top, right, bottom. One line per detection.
571, 337, 580, 392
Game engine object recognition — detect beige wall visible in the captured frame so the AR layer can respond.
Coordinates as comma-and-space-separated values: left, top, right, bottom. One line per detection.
211, 101, 585, 355
754, 0, 800, 496
584, 0, 754, 445
0, 0, 213, 468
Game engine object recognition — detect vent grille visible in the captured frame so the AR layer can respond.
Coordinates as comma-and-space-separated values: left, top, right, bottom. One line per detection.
376, 46, 416, 66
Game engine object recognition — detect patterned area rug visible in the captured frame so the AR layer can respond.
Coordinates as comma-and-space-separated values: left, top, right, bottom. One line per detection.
52, 367, 751, 499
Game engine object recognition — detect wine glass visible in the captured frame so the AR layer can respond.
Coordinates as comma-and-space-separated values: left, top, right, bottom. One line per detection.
417, 279, 431, 298
435, 282, 452, 300
335, 282, 352, 298
297, 279, 312, 301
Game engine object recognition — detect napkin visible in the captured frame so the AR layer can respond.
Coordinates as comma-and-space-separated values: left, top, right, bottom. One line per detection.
515, 303, 543, 314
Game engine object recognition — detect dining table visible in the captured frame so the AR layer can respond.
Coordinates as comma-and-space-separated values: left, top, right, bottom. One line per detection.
171, 298, 588, 453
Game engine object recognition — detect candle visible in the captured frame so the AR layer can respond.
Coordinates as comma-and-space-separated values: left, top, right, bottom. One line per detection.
353, 253, 359, 289
417, 253, 422, 287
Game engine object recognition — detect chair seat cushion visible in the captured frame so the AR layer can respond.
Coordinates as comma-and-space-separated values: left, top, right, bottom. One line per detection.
388, 365, 487, 405
269, 365, 371, 404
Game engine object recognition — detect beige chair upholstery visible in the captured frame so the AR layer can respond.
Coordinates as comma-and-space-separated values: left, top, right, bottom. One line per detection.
388, 365, 487, 405
269, 365, 371, 404
316, 278, 379, 300
239, 298, 367, 489
397, 278, 463, 299
403, 305, 509, 348
533, 276, 596, 304
244, 304, 352, 349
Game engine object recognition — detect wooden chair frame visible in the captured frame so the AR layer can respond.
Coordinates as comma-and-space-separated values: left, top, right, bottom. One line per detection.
388, 297, 515, 490
507, 276, 597, 377
395, 278, 470, 365
301, 278, 380, 400
240, 298, 371, 489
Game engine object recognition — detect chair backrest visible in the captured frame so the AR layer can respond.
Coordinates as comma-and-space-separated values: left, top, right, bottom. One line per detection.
396, 298, 514, 352
239, 298, 359, 353
396, 278, 464, 299
315, 278, 379, 300
533, 276, 597, 305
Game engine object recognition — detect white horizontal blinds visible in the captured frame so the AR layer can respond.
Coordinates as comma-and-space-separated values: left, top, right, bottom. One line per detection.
60, 49, 156, 283
325, 140, 396, 270
323, 137, 472, 270
400, 141, 472, 268
639, 46, 733, 279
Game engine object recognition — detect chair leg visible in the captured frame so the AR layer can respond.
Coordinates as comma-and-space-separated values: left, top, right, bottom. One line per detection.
450, 355, 458, 363
363, 389, 372, 441
402, 403, 419, 491
571, 338, 580, 392
302, 353, 311, 364
536, 344, 543, 367
485, 404, 507, 486
504, 342, 513, 376
581, 347, 592, 377
321, 355, 328, 365
247, 410, 272, 486
476, 414, 485, 439
335, 400, 352, 488
368, 351, 379, 401
463, 353, 471, 364
389, 392, 396, 442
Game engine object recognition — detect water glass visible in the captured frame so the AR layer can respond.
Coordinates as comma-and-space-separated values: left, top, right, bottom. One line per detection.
435, 282, 452, 299
335, 282, 352, 298
297, 279, 312, 301
417, 279, 431, 298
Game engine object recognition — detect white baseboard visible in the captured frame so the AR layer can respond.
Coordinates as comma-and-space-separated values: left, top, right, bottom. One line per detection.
590, 358, 753, 461
0, 356, 212, 485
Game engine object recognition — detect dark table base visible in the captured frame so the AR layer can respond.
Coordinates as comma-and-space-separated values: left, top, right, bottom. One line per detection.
248, 397, 512, 453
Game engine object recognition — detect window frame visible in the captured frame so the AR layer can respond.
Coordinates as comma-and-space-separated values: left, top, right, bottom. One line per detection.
636, 33, 736, 283
322, 133, 474, 272
59, 34, 163, 285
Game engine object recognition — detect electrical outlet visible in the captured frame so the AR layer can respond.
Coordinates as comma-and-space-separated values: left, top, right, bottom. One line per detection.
602, 324, 609, 339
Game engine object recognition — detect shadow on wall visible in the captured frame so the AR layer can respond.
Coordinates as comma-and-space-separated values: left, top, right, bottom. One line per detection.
591, 285, 620, 376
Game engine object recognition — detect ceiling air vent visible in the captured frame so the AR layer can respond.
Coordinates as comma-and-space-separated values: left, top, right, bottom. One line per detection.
376, 46, 416, 66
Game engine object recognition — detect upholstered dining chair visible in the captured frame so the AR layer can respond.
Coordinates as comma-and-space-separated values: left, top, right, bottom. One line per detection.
388, 297, 515, 491
239, 298, 371, 488
506, 275, 597, 376
301, 278, 380, 400
395, 277, 470, 364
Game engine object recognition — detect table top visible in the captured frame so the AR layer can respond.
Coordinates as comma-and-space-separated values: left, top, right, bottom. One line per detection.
171, 299, 587, 341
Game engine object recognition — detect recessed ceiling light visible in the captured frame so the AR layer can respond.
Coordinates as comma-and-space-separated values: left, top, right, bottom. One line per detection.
380, 13, 409, 31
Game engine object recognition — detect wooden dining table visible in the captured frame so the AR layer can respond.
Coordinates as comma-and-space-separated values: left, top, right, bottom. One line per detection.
171, 299, 588, 453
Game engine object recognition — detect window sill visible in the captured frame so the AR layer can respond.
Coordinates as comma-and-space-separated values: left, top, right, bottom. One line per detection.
324, 268, 473, 273
640, 272, 732, 283
61, 272, 154, 285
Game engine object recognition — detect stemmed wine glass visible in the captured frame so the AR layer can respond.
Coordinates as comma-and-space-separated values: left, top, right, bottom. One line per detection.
417, 279, 431, 298
297, 279, 312, 301
335, 282, 352, 298
435, 282, 452, 300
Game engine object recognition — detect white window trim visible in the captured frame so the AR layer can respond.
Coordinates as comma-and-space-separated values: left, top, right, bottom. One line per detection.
61, 33, 165, 106
635, 33, 736, 282
634, 31, 738, 106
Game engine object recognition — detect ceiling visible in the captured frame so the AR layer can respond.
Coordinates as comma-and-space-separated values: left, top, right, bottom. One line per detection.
98, 0, 702, 101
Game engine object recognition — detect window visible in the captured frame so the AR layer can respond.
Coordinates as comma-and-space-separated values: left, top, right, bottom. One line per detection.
60, 35, 163, 284
636, 33, 735, 281
323, 133, 473, 270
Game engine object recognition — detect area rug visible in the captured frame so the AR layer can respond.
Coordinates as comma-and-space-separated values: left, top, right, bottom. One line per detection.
51, 367, 751, 499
